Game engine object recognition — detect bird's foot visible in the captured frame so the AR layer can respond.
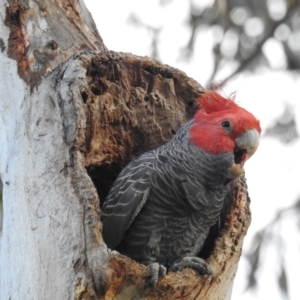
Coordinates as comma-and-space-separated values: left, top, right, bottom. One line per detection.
169, 256, 213, 276
147, 262, 167, 290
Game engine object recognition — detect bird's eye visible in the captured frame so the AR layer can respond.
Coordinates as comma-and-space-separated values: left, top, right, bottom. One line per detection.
222, 120, 231, 128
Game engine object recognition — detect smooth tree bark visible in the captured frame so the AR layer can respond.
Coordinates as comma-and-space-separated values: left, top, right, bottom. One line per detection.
0, 1, 251, 299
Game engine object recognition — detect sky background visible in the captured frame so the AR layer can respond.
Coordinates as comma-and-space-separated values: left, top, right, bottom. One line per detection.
84, 1, 300, 299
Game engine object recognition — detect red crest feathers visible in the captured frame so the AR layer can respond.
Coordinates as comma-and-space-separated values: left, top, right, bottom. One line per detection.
198, 91, 238, 114
190, 90, 261, 154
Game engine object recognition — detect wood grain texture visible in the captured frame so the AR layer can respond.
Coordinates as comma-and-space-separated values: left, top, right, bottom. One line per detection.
4, 0, 105, 87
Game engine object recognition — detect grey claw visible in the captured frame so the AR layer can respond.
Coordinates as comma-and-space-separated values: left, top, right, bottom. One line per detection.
169, 256, 213, 276
147, 262, 167, 290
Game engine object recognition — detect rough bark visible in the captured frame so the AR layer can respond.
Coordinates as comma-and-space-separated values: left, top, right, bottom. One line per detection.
0, 1, 251, 299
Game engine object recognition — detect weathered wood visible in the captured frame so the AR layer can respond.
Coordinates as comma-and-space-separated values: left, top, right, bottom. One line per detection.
4, 0, 105, 87
0, 0, 107, 298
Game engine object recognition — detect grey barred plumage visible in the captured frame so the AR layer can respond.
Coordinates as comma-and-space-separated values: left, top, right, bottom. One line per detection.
101, 120, 234, 269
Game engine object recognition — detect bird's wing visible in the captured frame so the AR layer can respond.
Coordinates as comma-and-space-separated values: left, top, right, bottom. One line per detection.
101, 153, 154, 249
180, 176, 208, 210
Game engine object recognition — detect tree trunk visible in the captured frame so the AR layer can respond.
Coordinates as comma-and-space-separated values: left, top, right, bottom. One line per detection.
0, 1, 251, 299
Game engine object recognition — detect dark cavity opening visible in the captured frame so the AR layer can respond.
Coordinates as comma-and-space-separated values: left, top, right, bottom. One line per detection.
87, 163, 122, 208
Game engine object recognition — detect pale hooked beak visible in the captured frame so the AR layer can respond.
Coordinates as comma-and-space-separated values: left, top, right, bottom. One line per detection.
229, 129, 260, 177
235, 129, 260, 159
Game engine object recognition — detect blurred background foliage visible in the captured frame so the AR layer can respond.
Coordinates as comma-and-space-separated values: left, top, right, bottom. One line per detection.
129, 0, 300, 88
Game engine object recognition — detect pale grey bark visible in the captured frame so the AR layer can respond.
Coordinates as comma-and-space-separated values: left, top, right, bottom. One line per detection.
0, 49, 109, 298
0, 0, 107, 298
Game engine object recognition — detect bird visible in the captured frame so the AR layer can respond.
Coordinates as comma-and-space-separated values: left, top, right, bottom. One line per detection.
101, 91, 261, 283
